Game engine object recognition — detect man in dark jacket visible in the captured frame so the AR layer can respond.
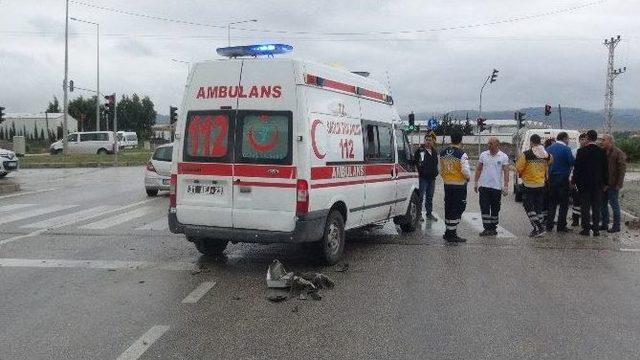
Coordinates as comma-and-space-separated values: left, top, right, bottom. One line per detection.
572, 129, 608, 236
600, 134, 627, 233
545, 132, 575, 232
414, 132, 439, 221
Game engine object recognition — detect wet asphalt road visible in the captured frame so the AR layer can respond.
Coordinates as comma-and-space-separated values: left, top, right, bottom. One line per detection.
1, 168, 639, 359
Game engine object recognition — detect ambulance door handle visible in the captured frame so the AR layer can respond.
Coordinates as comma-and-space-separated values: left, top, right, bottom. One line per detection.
234, 179, 241, 184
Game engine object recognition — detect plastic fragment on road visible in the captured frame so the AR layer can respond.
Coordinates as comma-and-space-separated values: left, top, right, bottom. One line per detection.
265, 259, 336, 302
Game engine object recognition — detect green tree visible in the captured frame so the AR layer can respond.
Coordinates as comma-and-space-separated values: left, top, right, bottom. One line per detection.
33, 122, 39, 141
69, 95, 103, 132
115, 93, 156, 138
40, 128, 46, 141
46, 96, 61, 113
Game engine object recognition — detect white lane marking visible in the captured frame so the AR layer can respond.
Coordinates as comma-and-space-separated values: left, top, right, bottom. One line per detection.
621, 209, 638, 220
0, 188, 55, 200
116, 325, 170, 360
0, 204, 35, 212
462, 212, 516, 238
422, 211, 446, 234
620, 248, 640, 253
135, 217, 168, 231
0, 205, 78, 226
182, 281, 216, 304
79, 206, 154, 230
22, 205, 116, 229
0, 258, 196, 271
0, 198, 159, 246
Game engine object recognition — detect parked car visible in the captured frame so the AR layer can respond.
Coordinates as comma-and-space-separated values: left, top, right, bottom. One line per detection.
144, 143, 173, 196
0, 148, 19, 178
50, 131, 117, 155
117, 131, 139, 150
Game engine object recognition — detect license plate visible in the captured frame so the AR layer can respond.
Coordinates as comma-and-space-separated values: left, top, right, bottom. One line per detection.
4, 161, 17, 170
186, 184, 224, 195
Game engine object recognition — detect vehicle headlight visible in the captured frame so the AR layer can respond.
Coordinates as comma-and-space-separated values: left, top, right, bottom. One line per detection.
0, 153, 14, 160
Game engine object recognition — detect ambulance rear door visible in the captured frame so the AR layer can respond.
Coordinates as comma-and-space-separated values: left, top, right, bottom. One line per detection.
232, 60, 298, 232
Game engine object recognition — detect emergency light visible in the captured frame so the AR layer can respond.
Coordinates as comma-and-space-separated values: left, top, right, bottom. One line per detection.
216, 44, 294, 58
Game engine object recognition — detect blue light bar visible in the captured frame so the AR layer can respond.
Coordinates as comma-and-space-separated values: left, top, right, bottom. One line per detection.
216, 44, 294, 58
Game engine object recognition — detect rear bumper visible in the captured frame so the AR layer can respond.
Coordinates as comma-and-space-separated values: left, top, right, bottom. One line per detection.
144, 172, 170, 190
168, 208, 327, 244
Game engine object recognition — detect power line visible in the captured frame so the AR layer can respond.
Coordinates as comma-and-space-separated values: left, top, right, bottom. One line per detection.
69, 0, 607, 37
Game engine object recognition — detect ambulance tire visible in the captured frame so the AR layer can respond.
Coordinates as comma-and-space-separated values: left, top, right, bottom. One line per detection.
395, 191, 420, 233
192, 237, 228, 256
317, 210, 345, 265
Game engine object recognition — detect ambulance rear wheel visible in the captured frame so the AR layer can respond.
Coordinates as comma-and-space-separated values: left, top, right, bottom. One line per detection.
192, 237, 228, 256
317, 210, 345, 265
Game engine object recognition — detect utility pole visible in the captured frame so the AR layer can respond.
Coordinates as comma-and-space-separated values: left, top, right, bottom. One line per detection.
62, 0, 69, 153
558, 104, 563, 129
70, 17, 100, 131
478, 69, 499, 156
603, 35, 626, 134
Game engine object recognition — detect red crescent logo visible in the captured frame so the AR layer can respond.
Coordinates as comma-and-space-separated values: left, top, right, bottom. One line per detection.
248, 126, 279, 152
311, 119, 326, 159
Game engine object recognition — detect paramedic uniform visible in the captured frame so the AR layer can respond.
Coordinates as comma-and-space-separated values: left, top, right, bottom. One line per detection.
440, 146, 471, 239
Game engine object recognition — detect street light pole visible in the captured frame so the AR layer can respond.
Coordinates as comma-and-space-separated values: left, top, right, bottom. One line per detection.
70, 17, 100, 131
478, 75, 490, 156
227, 19, 258, 46
62, 0, 69, 153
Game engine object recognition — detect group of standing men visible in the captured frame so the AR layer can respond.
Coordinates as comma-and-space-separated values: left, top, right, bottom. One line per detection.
413, 129, 627, 242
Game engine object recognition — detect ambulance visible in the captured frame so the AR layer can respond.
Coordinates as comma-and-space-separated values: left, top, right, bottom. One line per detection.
168, 44, 420, 264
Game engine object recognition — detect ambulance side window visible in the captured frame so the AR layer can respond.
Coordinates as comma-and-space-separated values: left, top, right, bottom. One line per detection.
395, 129, 413, 169
363, 123, 393, 163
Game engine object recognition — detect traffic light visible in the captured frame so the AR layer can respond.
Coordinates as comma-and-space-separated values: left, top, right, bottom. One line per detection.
476, 117, 486, 132
490, 69, 499, 83
544, 104, 552, 116
69, 80, 74, 92
170, 106, 178, 124
104, 94, 115, 113
407, 112, 415, 132
0, 106, 5, 124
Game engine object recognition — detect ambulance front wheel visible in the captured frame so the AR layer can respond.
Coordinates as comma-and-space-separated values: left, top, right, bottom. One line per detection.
317, 210, 345, 265
395, 191, 420, 232
191, 237, 228, 256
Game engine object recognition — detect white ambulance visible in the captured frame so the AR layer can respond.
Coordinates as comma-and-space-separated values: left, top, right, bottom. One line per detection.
168, 44, 420, 264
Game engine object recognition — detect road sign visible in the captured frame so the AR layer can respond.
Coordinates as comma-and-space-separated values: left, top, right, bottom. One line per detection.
427, 117, 439, 129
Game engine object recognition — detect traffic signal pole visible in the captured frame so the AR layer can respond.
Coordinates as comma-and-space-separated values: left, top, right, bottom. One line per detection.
113, 94, 118, 167
62, 0, 69, 154
478, 75, 490, 156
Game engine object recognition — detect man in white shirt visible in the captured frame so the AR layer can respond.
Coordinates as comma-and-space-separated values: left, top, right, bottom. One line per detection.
473, 137, 510, 236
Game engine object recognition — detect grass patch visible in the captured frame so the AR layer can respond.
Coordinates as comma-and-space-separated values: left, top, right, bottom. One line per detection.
20, 150, 152, 168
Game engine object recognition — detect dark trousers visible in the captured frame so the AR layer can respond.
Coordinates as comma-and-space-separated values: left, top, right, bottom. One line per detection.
571, 187, 581, 224
547, 175, 571, 230
479, 187, 501, 230
601, 188, 621, 229
523, 186, 545, 230
580, 191, 603, 231
418, 177, 436, 216
444, 184, 467, 236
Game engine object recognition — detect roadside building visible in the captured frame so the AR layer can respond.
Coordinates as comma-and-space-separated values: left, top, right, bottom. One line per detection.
0, 113, 78, 141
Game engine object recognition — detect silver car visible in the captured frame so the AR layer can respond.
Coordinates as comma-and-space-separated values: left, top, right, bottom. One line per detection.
144, 144, 172, 196
0, 148, 19, 178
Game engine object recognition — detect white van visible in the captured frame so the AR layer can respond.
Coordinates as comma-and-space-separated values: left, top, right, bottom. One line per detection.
512, 128, 581, 201
50, 131, 117, 155
117, 131, 139, 149
168, 46, 420, 264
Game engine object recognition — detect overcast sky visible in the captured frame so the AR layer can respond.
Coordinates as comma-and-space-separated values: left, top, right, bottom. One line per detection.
1, 0, 638, 116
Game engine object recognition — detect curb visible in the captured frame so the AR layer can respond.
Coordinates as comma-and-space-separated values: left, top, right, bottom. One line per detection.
0, 182, 21, 194
20, 162, 146, 169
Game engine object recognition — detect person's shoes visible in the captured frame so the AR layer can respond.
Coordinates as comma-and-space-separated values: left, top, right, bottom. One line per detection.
557, 227, 572, 233
599, 225, 609, 231
546, 226, 554, 232
571, 220, 580, 227
579, 229, 590, 236
426, 214, 438, 222
420, 217, 425, 222
592, 230, 600, 237
535, 229, 547, 237
449, 235, 467, 243
489, 229, 498, 236
607, 227, 621, 233
479, 229, 493, 237
529, 229, 539, 238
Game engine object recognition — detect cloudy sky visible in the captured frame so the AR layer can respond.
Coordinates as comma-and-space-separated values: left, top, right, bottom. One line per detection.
1, 0, 638, 116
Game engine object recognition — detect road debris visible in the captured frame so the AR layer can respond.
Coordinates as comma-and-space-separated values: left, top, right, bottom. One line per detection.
265, 259, 335, 302
625, 219, 640, 230
334, 263, 350, 273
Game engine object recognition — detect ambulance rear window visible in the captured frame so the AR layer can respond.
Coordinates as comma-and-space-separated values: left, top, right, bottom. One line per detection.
183, 112, 232, 162
237, 112, 292, 165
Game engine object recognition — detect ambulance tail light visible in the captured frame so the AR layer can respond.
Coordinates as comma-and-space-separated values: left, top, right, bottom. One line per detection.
169, 174, 177, 209
296, 180, 309, 216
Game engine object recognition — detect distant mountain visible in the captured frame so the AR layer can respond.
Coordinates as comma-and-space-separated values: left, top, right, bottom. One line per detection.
408, 108, 640, 130
156, 114, 169, 124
